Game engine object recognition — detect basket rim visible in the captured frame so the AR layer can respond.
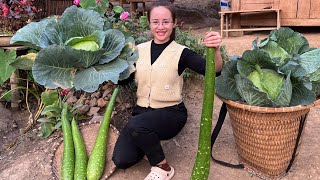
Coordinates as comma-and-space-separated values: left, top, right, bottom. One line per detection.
218, 97, 320, 113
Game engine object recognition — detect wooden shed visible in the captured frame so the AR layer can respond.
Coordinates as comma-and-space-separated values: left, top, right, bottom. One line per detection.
220, 0, 320, 37
232, 0, 320, 26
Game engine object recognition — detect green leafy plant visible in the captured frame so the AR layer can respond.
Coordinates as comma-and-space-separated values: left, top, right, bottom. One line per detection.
0, 49, 16, 85
10, 5, 138, 93
79, 0, 110, 15
216, 27, 320, 107
1, 90, 12, 102
37, 89, 72, 138
104, 5, 150, 44
176, 27, 206, 57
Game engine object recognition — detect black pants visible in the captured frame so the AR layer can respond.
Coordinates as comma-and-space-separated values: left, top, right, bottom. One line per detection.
112, 102, 188, 169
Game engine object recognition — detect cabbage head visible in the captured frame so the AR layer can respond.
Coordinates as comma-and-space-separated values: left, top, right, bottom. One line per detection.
66, 37, 100, 51
247, 65, 284, 101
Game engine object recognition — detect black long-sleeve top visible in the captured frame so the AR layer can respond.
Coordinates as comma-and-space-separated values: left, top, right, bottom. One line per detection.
151, 39, 206, 76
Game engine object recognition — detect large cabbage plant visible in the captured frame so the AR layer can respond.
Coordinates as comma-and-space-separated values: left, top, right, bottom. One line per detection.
10, 5, 137, 92
216, 27, 320, 107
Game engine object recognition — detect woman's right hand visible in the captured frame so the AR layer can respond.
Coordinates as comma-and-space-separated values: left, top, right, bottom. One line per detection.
202, 31, 222, 49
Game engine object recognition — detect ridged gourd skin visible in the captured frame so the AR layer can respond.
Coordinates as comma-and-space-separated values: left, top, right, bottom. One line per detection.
191, 47, 215, 180
72, 118, 87, 180
87, 88, 119, 180
61, 105, 75, 180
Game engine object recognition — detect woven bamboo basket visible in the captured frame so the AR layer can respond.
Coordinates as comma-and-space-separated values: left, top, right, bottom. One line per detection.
220, 98, 320, 179
50, 121, 120, 180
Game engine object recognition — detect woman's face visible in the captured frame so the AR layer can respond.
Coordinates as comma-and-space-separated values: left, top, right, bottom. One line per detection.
149, 6, 175, 44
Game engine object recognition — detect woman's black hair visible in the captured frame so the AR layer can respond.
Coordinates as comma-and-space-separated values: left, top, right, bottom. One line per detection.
147, 0, 176, 40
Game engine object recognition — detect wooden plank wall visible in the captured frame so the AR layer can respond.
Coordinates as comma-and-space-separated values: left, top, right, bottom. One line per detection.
230, 0, 320, 26
273, 0, 279, 8
297, 0, 310, 19
33, 0, 47, 19
236, 0, 277, 26
240, 0, 274, 10
310, 0, 320, 18
279, 0, 298, 18
231, 0, 240, 11
46, 0, 73, 16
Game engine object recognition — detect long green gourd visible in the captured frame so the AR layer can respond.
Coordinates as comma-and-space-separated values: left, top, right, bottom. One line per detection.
87, 87, 119, 180
61, 104, 75, 180
191, 47, 216, 180
71, 117, 87, 180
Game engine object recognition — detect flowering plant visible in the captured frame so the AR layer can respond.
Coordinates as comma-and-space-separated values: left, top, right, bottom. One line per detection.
119, 11, 129, 21
38, 88, 74, 138
0, 0, 40, 34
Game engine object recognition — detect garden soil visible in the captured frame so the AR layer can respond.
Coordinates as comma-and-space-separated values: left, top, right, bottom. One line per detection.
1, 3, 320, 180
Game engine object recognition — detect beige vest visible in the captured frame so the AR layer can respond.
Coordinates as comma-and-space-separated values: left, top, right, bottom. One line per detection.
135, 40, 186, 108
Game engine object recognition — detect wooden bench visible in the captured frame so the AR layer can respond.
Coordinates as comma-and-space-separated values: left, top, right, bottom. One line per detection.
219, 9, 281, 37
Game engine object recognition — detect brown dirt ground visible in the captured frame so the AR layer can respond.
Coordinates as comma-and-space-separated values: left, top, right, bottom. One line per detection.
1, 6, 320, 180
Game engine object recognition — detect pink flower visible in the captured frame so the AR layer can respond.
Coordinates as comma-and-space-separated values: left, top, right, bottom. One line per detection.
73, 0, 80, 6
96, 0, 101, 3
14, 7, 20, 12
20, 0, 27, 6
3, 5, 9, 17
60, 89, 71, 96
32, 6, 37, 12
120, 11, 130, 21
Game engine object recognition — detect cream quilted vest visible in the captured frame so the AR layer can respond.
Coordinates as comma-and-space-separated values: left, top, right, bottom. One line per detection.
135, 40, 186, 108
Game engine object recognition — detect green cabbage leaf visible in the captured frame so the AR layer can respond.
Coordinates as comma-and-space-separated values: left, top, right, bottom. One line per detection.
216, 27, 320, 107
11, 6, 138, 92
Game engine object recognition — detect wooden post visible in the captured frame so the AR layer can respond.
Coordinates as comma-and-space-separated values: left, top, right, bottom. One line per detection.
10, 70, 20, 109
226, 14, 229, 37
220, 12, 224, 37
130, 2, 138, 14
47, 0, 51, 16
229, 13, 243, 37
277, 9, 281, 29
142, 2, 146, 15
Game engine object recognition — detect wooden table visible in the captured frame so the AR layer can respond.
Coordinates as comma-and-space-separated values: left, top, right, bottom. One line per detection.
219, 9, 281, 37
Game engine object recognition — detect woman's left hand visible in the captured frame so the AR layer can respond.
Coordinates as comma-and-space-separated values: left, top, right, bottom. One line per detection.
202, 31, 222, 48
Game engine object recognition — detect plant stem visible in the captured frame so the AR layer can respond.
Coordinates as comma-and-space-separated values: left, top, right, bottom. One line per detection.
0, 87, 40, 101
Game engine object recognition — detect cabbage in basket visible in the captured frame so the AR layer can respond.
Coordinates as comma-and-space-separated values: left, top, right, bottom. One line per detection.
216, 27, 320, 107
